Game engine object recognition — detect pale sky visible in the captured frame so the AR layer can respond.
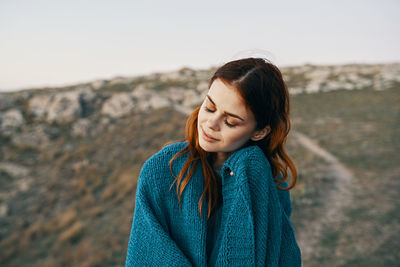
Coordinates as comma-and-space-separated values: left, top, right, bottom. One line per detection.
1, 0, 399, 92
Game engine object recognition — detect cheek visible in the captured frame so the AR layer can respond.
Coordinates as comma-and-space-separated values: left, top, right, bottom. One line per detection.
198, 105, 209, 123
197, 109, 205, 123
224, 129, 251, 143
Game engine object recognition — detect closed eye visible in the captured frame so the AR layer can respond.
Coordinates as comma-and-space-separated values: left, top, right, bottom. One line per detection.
203, 106, 236, 128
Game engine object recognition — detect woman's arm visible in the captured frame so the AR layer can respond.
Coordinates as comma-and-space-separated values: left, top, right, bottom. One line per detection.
212, 145, 301, 266
125, 159, 192, 267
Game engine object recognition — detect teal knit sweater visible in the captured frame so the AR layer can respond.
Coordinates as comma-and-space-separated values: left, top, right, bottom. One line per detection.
125, 140, 302, 266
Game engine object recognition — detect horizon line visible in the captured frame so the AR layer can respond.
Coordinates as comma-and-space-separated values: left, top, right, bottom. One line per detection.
1, 59, 399, 93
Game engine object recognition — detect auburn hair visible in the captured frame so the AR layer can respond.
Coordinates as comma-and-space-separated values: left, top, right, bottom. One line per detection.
165, 57, 297, 225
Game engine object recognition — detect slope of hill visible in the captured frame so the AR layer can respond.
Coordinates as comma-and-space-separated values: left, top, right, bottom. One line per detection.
290, 87, 399, 266
0, 62, 398, 266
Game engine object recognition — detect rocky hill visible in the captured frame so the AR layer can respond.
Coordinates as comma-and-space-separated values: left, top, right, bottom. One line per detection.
0, 62, 399, 266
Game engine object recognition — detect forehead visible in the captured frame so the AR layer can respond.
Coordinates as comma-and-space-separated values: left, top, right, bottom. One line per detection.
208, 79, 251, 120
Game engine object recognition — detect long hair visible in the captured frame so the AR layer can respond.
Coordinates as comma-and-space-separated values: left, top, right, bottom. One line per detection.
166, 57, 297, 224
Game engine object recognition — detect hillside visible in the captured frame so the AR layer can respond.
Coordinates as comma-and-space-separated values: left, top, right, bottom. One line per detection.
0, 62, 399, 266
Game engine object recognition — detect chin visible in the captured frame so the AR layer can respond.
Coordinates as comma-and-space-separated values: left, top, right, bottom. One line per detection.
198, 138, 214, 152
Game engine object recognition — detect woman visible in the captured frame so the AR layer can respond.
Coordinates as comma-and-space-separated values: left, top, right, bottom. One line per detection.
125, 57, 302, 266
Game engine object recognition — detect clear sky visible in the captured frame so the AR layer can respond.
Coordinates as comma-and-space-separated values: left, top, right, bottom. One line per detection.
1, 0, 399, 92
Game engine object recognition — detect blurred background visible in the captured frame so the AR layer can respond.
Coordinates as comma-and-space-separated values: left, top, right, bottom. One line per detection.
0, 0, 399, 266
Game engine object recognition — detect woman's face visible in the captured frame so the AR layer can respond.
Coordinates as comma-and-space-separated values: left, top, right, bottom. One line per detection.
197, 78, 260, 154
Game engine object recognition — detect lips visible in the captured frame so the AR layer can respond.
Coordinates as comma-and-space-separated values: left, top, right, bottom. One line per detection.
201, 127, 218, 141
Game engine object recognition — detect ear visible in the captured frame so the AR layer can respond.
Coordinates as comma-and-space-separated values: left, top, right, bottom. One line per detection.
250, 125, 271, 141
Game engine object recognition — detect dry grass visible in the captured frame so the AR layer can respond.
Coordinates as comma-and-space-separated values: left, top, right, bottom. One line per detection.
58, 221, 84, 243
2, 84, 398, 266
45, 208, 77, 232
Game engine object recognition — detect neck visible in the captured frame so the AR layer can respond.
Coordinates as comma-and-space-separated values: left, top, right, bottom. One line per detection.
212, 151, 232, 170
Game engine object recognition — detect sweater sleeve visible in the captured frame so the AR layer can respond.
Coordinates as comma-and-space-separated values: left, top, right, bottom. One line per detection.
125, 159, 192, 267
212, 145, 301, 267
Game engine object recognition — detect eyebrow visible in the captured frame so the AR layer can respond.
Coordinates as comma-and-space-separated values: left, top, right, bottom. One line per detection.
206, 95, 245, 121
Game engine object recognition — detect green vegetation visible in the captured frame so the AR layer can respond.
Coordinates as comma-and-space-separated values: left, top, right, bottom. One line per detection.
289, 87, 400, 266
0, 66, 398, 266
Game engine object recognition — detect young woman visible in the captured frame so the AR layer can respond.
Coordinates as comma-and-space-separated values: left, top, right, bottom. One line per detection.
125, 57, 302, 266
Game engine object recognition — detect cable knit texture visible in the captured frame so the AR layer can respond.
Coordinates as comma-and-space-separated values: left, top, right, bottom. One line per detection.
125, 140, 302, 266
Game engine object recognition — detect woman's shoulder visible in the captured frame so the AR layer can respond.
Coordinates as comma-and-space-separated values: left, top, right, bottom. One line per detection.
145, 140, 188, 165
225, 145, 294, 217
224, 144, 271, 174
139, 140, 188, 179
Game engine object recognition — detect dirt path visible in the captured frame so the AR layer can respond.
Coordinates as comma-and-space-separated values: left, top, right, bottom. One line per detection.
291, 131, 355, 264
